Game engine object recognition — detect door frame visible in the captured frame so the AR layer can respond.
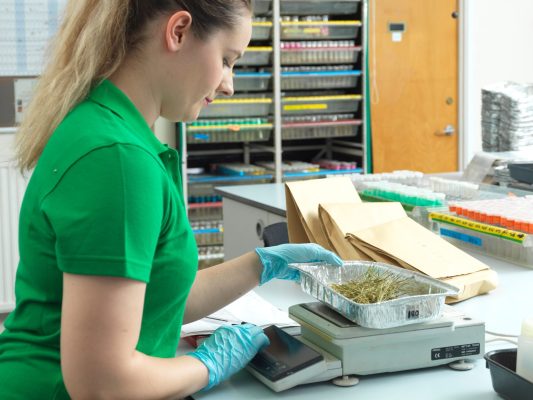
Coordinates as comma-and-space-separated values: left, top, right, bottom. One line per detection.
458, 0, 471, 171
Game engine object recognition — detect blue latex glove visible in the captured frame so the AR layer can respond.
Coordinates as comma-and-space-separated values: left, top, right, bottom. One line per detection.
256, 243, 343, 285
188, 323, 269, 390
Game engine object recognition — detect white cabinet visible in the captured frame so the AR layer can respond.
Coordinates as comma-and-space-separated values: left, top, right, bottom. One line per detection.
222, 197, 285, 260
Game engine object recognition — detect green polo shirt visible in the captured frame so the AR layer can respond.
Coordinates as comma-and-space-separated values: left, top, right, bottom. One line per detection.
0, 80, 198, 399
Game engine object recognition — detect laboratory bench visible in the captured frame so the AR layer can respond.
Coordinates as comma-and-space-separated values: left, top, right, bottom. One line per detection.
204, 182, 533, 399
180, 254, 533, 400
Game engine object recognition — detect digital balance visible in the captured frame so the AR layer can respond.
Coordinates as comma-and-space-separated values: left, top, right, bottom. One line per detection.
247, 302, 485, 392
247, 261, 486, 392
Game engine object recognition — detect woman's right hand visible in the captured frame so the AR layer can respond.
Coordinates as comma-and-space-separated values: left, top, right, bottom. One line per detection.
188, 323, 269, 390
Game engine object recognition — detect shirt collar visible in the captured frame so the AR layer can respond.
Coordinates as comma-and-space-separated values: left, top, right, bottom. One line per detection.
88, 79, 169, 156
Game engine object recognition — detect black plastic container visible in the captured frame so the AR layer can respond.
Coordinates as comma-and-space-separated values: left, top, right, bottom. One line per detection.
485, 349, 533, 400
508, 163, 533, 185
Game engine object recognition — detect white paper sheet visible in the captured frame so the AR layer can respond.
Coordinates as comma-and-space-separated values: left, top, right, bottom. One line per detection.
181, 290, 299, 338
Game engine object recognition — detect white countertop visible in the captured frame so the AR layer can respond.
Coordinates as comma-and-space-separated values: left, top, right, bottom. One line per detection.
215, 183, 287, 216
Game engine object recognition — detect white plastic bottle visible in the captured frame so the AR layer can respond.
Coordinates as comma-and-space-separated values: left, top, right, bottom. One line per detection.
516, 317, 533, 382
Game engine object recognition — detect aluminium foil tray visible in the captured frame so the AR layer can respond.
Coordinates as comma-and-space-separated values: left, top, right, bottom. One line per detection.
289, 261, 459, 329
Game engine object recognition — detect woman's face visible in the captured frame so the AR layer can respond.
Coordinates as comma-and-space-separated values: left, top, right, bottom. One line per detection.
161, 14, 252, 122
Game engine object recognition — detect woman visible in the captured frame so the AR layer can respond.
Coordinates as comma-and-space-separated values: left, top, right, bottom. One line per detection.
0, 1, 342, 399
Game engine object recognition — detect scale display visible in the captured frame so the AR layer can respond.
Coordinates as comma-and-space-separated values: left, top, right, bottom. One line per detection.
248, 325, 323, 382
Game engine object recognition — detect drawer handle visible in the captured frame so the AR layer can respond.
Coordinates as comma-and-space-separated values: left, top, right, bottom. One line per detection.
256, 220, 265, 240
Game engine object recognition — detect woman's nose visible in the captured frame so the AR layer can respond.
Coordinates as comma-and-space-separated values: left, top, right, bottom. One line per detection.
217, 71, 234, 97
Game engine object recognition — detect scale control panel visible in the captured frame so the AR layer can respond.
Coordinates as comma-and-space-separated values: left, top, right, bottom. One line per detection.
247, 325, 330, 391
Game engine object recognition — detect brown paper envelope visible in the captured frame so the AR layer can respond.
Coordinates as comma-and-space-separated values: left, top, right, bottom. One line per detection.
349, 233, 498, 302
347, 235, 417, 270
348, 238, 404, 266
285, 178, 361, 249
318, 204, 370, 260
350, 217, 489, 279
285, 183, 317, 244
320, 202, 406, 233
319, 202, 405, 261
349, 236, 497, 302
442, 269, 499, 303
346, 237, 495, 302
324, 201, 496, 300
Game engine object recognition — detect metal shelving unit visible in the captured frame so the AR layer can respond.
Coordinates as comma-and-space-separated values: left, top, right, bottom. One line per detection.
179, 0, 367, 267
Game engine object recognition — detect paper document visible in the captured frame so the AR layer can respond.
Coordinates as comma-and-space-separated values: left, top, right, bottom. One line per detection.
181, 290, 299, 338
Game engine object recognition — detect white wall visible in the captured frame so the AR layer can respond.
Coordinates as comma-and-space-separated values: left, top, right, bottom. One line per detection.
462, 0, 533, 167
0, 131, 16, 161
154, 117, 176, 148
0, 117, 175, 163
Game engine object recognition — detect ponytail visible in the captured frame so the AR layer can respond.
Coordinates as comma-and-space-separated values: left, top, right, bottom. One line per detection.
16, 0, 252, 172
16, 0, 130, 171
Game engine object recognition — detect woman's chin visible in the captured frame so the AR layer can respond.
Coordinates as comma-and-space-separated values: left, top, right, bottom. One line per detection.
162, 109, 201, 123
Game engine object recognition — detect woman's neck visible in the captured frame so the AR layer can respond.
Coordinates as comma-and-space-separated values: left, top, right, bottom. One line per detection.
109, 58, 161, 130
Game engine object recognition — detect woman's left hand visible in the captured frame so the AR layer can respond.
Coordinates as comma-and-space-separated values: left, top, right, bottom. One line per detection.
255, 243, 342, 285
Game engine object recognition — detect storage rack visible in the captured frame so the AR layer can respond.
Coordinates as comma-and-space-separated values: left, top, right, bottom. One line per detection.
180, 0, 367, 267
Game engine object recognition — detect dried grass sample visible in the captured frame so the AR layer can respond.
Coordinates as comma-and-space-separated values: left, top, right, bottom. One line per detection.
330, 267, 422, 304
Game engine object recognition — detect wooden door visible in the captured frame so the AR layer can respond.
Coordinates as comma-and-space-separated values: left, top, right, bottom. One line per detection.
369, 0, 458, 173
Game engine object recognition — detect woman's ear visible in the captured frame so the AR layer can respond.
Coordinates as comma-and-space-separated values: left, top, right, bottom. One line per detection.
165, 10, 193, 52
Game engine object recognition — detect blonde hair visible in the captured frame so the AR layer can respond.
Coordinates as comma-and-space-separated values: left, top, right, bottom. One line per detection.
16, 1, 129, 171
16, 0, 252, 172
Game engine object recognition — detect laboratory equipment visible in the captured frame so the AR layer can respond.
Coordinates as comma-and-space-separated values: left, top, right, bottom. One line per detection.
280, 0, 360, 16
428, 210, 533, 268
485, 349, 533, 400
236, 46, 272, 66
248, 325, 325, 385
247, 302, 484, 392
199, 97, 272, 118
281, 45, 361, 65
508, 163, 533, 185
292, 262, 458, 329
251, 21, 272, 40
516, 317, 533, 382
247, 262, 483, 392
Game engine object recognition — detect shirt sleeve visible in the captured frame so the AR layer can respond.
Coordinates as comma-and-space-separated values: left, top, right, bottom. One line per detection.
41, 144, 168, 283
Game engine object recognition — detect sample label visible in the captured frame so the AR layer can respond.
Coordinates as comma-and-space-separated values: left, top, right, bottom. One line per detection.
429, 212, 526, 244
406, 307, 420, 319
302, 28, 322, 34
283, 104, 328, 111
440, 228, 483, 247
431, 343, 480, 360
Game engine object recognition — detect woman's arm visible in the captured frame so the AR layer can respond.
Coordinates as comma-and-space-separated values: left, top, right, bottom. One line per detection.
184, 244, 343, 324
61, 273, 208, 400
183, 251, 262, 324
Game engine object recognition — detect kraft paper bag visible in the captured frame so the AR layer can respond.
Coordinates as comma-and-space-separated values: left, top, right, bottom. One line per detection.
318, 204, 370, 260
318, 202, 405, 261
347, 236, 415, 269
352, 217, 497, 302
441, 270, 499, 303
352, 217, 488, 279
319, 202, 405, 238
285, 177, 361, 250
318, 201, 497, 302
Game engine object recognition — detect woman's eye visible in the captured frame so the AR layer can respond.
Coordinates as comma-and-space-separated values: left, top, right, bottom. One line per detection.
223, 58, 231, 68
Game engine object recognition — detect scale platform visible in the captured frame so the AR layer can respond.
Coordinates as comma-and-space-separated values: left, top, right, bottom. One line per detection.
247, 302, 485, 392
